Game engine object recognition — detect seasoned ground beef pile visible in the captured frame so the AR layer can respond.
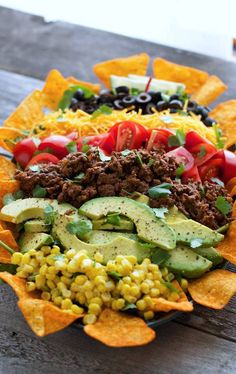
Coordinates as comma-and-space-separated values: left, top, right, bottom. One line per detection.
15, 148, 232, 229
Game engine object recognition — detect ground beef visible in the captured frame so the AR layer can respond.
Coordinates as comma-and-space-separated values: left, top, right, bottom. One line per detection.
15, 148, 232, 229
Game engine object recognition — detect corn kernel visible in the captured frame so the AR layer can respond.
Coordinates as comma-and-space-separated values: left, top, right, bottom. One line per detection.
150, 288, 160, 297
47, 280, 55, 289
143, 296, 154, 308
130, 285, 140, 297
57, 281, 67, 291
60, 276, 72, 286
75, 293, 86, 305
51, 246, 60, 255
71, 304, 84, 314
55, 260, 67, 271
11, 252, 23, 265
94, 275, 106, 286
83, 314, 97, 325
136, 299, 147, 311
106, 261, 116, 272
181, 278, 188, 291
101, 292, 111, 303
126, 256, 137, 264
121, 284, 130, 294
26, 281, 36, 292
74, 275, 87, 285
35, 251, 44, 262
28, 249, 37, 256
161, 267, 169, 277
89, 297, 103, 306
66, 249, 76, 259
130, 270, 145, 282
122, 276, 132, 285
115, 298, 125, 310
22, 253, 30, 265
29, 258, 38, 268
39, 264, 48, 275
62, 289, 71, 298
41, 291, 51, 301
85, 290, 94, 300
51, 288, 60, 298
46, 273, 56, 281
22, 264, 34, 273
140, 282, 150, 294
94, 252, 103, 263
144, 311, 154, 320
47, 266, 56, 274
88, 303, 101, 315
35, 274, 46, 288
16, 270, 28, 278
67, 260, 78, 273
61, 298, 73, 309
124, 295, 137, 304
70, 282, 80, 292
80, 258, 93, 271
54, 296, 63, 306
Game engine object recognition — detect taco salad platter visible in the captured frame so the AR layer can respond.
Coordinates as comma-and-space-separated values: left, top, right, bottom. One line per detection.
0, 53, 236, 347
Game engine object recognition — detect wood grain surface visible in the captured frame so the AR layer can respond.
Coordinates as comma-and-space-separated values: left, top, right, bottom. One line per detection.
0, 6, 236, 374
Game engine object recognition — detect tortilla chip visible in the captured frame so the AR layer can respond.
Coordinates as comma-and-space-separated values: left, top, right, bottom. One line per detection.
93, 53, 150, 88
191, 75, 227, 106
226, 177, 236, 194
217, 220, 236, 264
3, 90, 45, 130
0, 128, 24, 152
188, 269, 236, 309
66, 76, 101, 94
42, 70, 71, 110
209, 100, 236, 148
0, 272, 82, 336
0, 156, 17, 179
152, 280, 193, 312
84, 308, 155, 347
0, 180, 19, 208
0, 229, 19, 263
153, 58, 209, 94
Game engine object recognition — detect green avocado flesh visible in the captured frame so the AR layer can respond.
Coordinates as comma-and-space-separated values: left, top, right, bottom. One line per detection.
92, 217, 134, 231
192, 246, 223, 266
163, 246, 212, 278
80, 197, 176, 250
19, 232, 54, 253
54, 215, 152, 263
24, 219, 51, 233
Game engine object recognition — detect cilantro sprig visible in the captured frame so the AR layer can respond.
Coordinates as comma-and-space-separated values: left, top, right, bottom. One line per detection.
168, 129, 186, 147
106, 213, 121, 226
91, 105, 112, 120
215, 196, 231, 216
66, 218, 92, 237
213, 123, 225, 149
148, 183, 172, 199
58, 85, 94, 111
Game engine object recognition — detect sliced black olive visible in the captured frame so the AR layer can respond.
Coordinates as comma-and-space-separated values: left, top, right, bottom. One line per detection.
148, 91, 163, 103
136, 93, 152, 104
74, 89, 85, 101
98, 94, 116, 104
144, 103, 156, 114
169, 100, 183, 110
113, 99, 124, 110
115, 86, 130, 94
122, 95, 136, 106
70, 98, 79, 106
200, 108, 209, 119
169, 94, 180, 101
187, 100, 197, 111
156, 100, 169, 111
203, 117, 216, 127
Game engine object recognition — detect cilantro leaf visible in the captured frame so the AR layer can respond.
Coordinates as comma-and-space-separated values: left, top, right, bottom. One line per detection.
198, 145, 207, 159
82, 143, 90, 153
44, 205, 57, 225
176, 162, 185, 178
136, 152, 143, 165
148, 183, 172, 198
215, 196, 231, 216
91, 105, 112, 120
66, 219, 92, 237
66, 141, 77, 154
108, 271, 122, 281
213, 123, 225, 149
153, 207, 168, 219
190, 238, 203, 248
13, 190, 24, 200
147, 159, 154, 167
58, 85, 94, 110
32, 185, 47, 198
106, 213, 121, 226
168, 129, 186, 147
99, 149, 111, 161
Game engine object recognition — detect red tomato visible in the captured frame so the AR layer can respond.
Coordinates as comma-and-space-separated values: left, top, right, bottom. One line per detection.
189, 142, 217, 166
98, 133, 115, 154
26, 153, 59, 167
109, 121, 148, 151
146, 128, 174, 151
182, 166, 201, 182
185, 130, 210, 150
222, 150, 236, 183
198, 158, 224, 181
13, 138, 37, 168
77, 133, 115, 154
38, 135, 71, 159
166, 147, 194, 172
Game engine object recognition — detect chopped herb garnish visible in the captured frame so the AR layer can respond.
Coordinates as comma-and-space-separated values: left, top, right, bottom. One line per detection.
176, 162, 185, 178
108, 271, 122, 281
151, 249, 171, 265
66, 219, 92, 237
148, 183, 172, 198
106, 213, 121, 226
91, 105, 112, 120
122, 303, 137, 311
213, 123, 225, 149
136, 152, 143, 165
161, 93, 170, 102
168, 129, 185, 147
211, 177, 224, 187
0, 240, 15, 254
14, 190, 24, 199
44, 205, 57, 225
121, 149, 133, 156
29, 165, 41, 173
82, 143, 90, 153
58, 85, 94, 111
215, 196, 231, 216
99, 149, 111, 162
198, 145, 207, 159
190, 238, 203, 248
66, 141, 77, 154
147, 159, 154, 167
32, 185, 47, 198
153, 207, 168, 219
131, 88, 140, 96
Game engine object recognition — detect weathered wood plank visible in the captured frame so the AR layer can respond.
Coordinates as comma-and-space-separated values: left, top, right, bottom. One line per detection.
0, 284, 236, 374
0, 7, 236, 106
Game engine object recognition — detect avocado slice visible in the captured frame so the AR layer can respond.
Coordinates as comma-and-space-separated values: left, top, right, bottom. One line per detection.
79, 197, 176, 250
92, 217, 134, 231
168, 219, 224, 247
163, 245, 212, 278
54, 215, 152, 263
192, 246, 223, 266
164, 206, 187, 223
24, 219, 51, 233
19, 232, 54, 253
84, 230, 138, 244
0, 198, 77, 224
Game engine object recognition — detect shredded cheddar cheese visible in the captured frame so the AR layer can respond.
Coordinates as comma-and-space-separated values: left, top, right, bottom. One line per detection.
31, 108, 217, 144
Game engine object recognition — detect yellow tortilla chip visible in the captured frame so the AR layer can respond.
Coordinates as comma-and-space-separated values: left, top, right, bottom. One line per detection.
153, 280, 193, 312
66, 76, 101, 94
0, 156, 17, 179
217, 220, 236, 264
93, 53, 150, 88
191, 75, 227, 106
84, 308, 156, 347
0, 272, 82, 336
42, 69, 71, 110
0, 180, 19, 208
0, 128, 24, 152
188, 269, 236, 309
153, 58, 209, 93
3, 90, 45, 130
209, 100, 236, 148
0, 230, 19, 263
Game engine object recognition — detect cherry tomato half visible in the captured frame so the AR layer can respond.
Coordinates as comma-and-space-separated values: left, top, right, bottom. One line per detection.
13, 138, 37, 168
182, 166, 201, 182
185, 130, 210, 150
166, 146, 194, 172
222, 150, 236, 183
26, 153, 59, 167
189, 142, 217, 166
146, 128, 174, 151
109, 121, 148, 151
77, 133, 115, 154
38, 135, 71, 159
198, 158, 224, 181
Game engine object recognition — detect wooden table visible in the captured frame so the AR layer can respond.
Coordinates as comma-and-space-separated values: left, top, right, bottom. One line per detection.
0, 7, 236, 374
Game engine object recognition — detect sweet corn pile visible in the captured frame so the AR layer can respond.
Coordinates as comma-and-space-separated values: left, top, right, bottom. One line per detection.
11, 245, 188, 325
